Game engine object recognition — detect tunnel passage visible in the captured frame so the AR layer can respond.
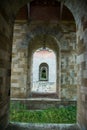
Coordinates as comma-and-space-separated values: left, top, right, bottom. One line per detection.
0, 0, 87, 129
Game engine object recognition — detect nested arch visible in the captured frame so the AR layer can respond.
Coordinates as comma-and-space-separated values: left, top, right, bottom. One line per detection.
39, 63, 49, 81
1, 0, 87, 129
28, 35, 60, 98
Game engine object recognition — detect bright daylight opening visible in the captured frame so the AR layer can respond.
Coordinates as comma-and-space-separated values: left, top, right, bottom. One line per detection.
32, 48, 57, 95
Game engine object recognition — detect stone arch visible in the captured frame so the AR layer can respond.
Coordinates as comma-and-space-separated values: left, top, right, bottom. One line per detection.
20, 23, 63, 48
27, 34, 60, 98
10, 1, 87, 130
39, 62, 49, 81
0, 0, 87, 129
17, 23, 76, 99
9, 0, 77, 23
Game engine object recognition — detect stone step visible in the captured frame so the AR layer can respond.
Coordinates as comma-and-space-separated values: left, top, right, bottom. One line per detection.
6, 123, 80, 130
29, 93, 58, 98
11, 98, 76, 110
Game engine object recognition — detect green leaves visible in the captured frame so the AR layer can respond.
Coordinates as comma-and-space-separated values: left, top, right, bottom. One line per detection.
10, 103, 76, 123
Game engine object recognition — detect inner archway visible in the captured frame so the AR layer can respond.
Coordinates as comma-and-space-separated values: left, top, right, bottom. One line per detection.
27, 34, 60, 99
31, 48, 57, 97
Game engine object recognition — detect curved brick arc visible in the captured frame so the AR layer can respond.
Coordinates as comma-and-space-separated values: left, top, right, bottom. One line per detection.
20, 24, 63, 49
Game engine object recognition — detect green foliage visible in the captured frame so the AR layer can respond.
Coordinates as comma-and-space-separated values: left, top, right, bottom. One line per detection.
10, 102, 77, 123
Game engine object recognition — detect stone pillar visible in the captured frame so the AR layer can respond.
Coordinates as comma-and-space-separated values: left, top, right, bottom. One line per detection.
11, 23, 28, 98
0, 13, 13, 129
77, 16, 87, 129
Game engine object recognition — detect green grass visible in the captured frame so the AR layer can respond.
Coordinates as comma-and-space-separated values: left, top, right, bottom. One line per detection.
10, 102, 77, 123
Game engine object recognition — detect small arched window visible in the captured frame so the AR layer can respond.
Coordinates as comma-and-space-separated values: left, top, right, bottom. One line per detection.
39, 63, 48, 81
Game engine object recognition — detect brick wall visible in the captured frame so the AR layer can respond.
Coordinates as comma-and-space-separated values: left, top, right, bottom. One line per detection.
11, 21, 77, 100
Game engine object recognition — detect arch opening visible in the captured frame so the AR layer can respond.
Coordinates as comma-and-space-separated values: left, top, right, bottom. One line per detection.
31, 48, 57, 97
39, 63, 49, 81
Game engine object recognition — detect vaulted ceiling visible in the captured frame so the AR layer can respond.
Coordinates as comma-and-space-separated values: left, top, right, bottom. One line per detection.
16, 0, 74, 21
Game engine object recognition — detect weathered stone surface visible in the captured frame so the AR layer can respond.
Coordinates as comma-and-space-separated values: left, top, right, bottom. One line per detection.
0, 0, 87, 129
11, 98, 76, 110
11, 21, 77, 100
6, 123, 80, 130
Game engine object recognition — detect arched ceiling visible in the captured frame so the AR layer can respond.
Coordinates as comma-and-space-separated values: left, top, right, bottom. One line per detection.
15, 0, 74, 21
0, 0, 87, 24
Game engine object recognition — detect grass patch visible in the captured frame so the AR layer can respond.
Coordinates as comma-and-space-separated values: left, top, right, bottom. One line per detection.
10, 102, 76, 123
